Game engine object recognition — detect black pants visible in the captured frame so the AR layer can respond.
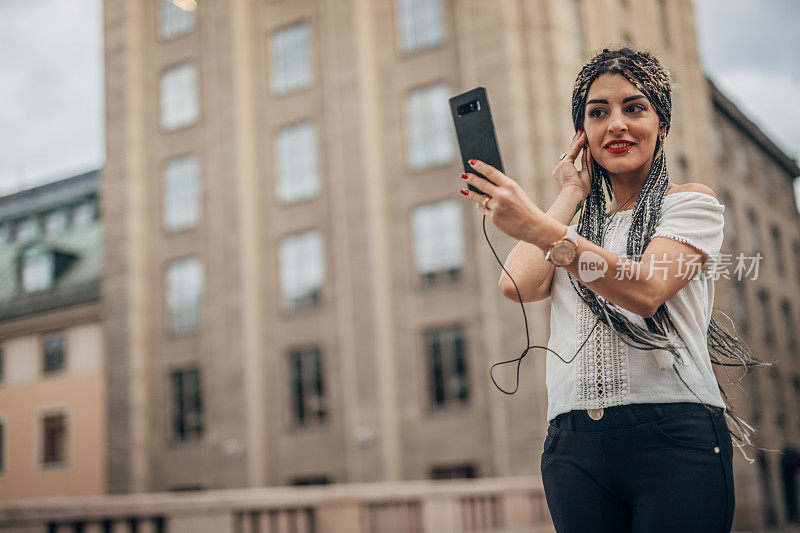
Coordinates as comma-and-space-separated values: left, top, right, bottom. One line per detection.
541, 402, 735, 533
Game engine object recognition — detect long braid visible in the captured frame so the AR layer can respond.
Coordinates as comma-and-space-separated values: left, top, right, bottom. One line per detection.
570, 46, 768, 457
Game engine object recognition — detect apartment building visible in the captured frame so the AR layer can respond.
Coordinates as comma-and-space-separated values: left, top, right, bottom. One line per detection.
103, 0, 799, 529
0, 170, 105, 500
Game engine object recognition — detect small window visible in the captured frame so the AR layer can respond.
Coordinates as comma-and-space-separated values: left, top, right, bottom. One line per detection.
15, 217, 40, 245
42, 413, 67, 466
782, 301, 797, 354
160, 62, 199, 131
394, 0, 446, 55
270, 23, 313, 95
44, 210, 69, 237
732, 279, 749, 334
289, 347, 326, 426
275, 122, 320, 203
279, 230, 325, 312
159, 0, 196, 40
166, 257, 204, 333
291, 476, 331, 486
164, 155, 201, 231
404, 83, 456, 170
757, 290, 774, 345
770, 226, 784, 276
734, 140, 750, 182
425, 325, 469, 409
42, 332, 67, 374
718, 191, 736, 246
570, 0, 585, 54
72, 200, 97, 228
411, 199, 464, 286
21, 247, 54, 293
0, 223, 10, 247
171, 368, 203, 441
746, 209, 761, 254
431, 464, 476, 479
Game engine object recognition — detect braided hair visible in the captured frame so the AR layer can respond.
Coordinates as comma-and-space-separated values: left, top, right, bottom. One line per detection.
569, 47, 767, 456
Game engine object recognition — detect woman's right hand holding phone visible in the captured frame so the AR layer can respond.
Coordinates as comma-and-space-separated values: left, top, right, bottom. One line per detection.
552, 130, 593, 201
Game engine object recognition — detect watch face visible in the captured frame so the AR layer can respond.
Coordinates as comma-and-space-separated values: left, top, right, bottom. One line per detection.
552, 242, 577, 265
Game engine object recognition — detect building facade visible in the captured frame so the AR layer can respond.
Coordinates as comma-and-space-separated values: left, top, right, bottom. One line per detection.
103, 0, 799, 530
708, 79, 800, 529
0, 170, 105, 500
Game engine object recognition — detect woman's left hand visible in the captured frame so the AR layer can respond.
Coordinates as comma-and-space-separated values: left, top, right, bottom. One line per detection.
460, 159, 547, 243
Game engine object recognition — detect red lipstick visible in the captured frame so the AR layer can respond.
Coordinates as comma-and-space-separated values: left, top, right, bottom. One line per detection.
604, 140, 635, 154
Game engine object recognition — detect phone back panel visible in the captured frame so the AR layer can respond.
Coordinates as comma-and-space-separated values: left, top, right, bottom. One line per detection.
449, 86, 504, 195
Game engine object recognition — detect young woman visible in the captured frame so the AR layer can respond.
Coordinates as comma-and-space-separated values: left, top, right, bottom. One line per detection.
459, 47, 759, 532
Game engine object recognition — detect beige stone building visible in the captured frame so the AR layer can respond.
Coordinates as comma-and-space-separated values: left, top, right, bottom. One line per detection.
0, 171, 105, 500
102, 0, 799, 530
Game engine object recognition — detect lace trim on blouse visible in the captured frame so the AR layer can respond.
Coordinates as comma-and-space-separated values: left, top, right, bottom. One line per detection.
571, 210, 632, 409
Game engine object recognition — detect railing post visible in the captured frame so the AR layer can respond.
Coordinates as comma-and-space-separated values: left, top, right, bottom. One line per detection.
421, 494, 462, 532
169, 512, 234, 533
315, 500, 362, 533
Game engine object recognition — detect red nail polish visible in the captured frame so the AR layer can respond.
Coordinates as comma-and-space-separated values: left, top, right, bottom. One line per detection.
460, 189, 469, 195
468, 159, 477, 165
461, 173, 468, 179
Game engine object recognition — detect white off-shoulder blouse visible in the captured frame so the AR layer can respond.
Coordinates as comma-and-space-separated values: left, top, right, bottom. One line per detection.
545, 191, 727, 421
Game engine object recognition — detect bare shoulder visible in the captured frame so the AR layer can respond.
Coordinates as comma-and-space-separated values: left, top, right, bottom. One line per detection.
666, 182, 717, 199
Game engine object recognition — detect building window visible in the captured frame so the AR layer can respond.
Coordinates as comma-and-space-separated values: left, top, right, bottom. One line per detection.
746, 209, 760, 254
719, 191, 736, 246
160, 62, 199, 131
794, 240, 800, 287
570, 0, 585, 54
166, 257, 204, 333
291, 476, 331, 486
431, 464, 476, 479
757, 452, 780, 527
279, 230, 325, 312
72, 199, 97, 227
15, 217, 40, 245
793, 376, 800, 428
769, 368, 787, 429
275, 122, 320, 203
270, 23, 313, 95
404, 83, 455, 170
44, 210, 69, 237
42, 413, 67, 466
749, 372, 762, 422
734, 139, 750, 181
394, 0, 446, 55
783, 301, 798, 354
0, 224, 10, 247
159, 0, 196, 40
289, 347, 327, 426
710, 117, 725, 162
164, 155, 201, 231
42, 332, 67, 374
171, 368, 203, 441
21, 247, 54, 292
412, 199, 464, 286
732, 278, 749, 334
757, 290, 774, 346
425, 325, 469, 409
770, 226, 784, 276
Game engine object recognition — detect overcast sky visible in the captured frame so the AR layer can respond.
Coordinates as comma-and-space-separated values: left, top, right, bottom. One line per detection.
0, 0, 797, 196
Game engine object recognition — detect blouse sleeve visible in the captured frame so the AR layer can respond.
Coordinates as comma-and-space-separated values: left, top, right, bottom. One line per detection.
651, 192, 725, 270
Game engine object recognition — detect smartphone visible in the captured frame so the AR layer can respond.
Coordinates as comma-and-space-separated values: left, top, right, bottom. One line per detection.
449, 86, 504, 196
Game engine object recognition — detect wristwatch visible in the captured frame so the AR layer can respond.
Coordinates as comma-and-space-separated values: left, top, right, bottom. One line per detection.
544, 226, 579, 267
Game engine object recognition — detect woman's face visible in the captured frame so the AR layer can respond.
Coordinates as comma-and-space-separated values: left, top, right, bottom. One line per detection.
583, 73, 664, 179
